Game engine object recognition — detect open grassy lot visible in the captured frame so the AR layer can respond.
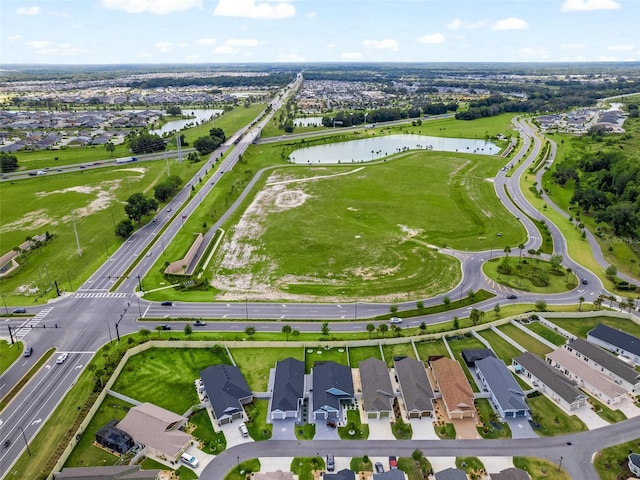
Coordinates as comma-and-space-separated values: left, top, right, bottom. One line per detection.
111, 347, 230, 414
497, 323, 553, 358
524, 321, 567, 346
594, 439, 640, 480
514, 457, 571, 480
549, 315, 640, 338
224, 459, 261, 480
477, 329, 522, 363
0, 341, 23, 373
483, 257, 576, 293
64, 395, 133, 468
348, 345, 382, 366
13, 143, 133, 170
527, 393, 588, 436
414, 338, 449, 361
0, 158, 198, 304
446, 334, 487, 391
381, 342, 416, 367
181, 103, 267, 145
291, 457, 325, 480
230, 347, 303, 391
245, 399, 272, 440
304, 346, 348, 372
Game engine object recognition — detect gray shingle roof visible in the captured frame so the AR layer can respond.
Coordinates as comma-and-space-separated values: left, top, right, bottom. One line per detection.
312, 361, 354, 413
324, 469, 356, 480
475, 356, 528, 413
490, 467, 531, 480
271, 358, 305, 413
200, 364, 252, 419
513, 352, 585, 405
588, 323, 640, 357
359, 358, 394, 413
373, 470, 406, 480
461, 348, 496, 366
394, 357, 434, 413
568, 338, 639, 384
435, 467, 468, 480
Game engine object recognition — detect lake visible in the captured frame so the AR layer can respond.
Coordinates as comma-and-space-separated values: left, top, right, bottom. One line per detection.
149, 108, 224, 136
293, 116, 323, 127
288, 134, 501, 164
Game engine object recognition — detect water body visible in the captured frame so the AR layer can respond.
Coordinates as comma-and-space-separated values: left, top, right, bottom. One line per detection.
149, 109, 223, 136
288, 134, 501, 164
293, 116, 323, 127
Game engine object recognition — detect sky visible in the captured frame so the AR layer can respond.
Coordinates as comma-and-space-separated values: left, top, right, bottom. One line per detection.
1, 0, 639, 65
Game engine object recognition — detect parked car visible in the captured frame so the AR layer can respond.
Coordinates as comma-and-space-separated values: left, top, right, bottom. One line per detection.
12, 308, 26, 314
161, 301, 173, 306
157, 324, 171, 330
24, 346, 33, 357
389, 456, 398, 469
326, 418, 337, 428
193, 320, 207, 326
506, 294, 517, 299
326, 454, 335, 472
389, 317, 402, 324
180, 453, 199, 468
375, 462, 384, 473
56, 353, 68, 364
238, 422, 249, 438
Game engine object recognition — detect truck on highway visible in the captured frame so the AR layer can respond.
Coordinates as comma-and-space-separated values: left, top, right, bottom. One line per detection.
116, 157, 138, 164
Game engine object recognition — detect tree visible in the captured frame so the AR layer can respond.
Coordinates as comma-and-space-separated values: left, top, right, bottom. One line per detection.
578, 296, 585, 312
366, 323, 375, 338
105, 142, 115, 156
453, 316, 459, 330
550, 254, 563, 271
166, 106, 182, 116
470, 309, 480, 326
419, 321, 426, 331
443, 296, 451, 308
518, 243, 525, 261
535, 299, 547, 311
377, 323, 388, 338
193, 136, 221, 155
129, 132, 166, 154
0, 153, 19, 173
593, 296, 603, 311
392, 324, 402, 337
139, 328, 151, 341
467, 290, 476, 303
494, 303, 501, 317
281, 324, 292, 340
184, 324, 193, 336
209, 127, 226, 142
416, 300, 424, 312
124, 193, 158, 223
412, 449, 424, 461
566, 267, 572, 283
292, 329, 300, 338
390, 304, 399, 315
244, 326, 256, 339
504, 246, 511, 258
321, 322, 330, 336
114, 219, 134, 239
605, 265, 618, 278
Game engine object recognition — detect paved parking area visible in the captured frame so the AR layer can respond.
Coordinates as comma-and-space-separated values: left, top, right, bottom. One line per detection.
222, 421, 254, 447
505, 418, 537, 439
271, 418, 297, 440
367, 418, 394, 439
313, 419, 339, 440
408, 417, 438, 439
479, 456, 514, 474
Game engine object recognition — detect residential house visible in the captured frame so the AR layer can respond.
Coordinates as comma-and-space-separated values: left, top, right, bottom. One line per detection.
588, 324, 640, 365
359, 358, 394, 419
311, 361, 354, 421
475, 356, 530, 418
513, 352, 587, 411
629, 453, 640, 476
490, 467, 531, 480
54, 466, 160, 479
116, 403, 191, 461
269, 357, 305, 421
324, 469, 356, 480
430, 357, 476, 419
373, 470, 406, 480
394, 357, 435, 418
95, 420, 134, 454
461, 349, 496, 367
200, 364, 253, 425
564, 338, 639, 393
546, 348, 626, 405
435, 467, 468, 480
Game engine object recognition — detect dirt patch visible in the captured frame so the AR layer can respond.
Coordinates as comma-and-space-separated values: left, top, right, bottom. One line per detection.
35, 180, 123, 220
398, 224, 422, 237
0, 209, 55, 234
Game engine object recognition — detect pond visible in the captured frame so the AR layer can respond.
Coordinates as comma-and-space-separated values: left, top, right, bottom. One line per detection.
288, 134, 500, 164
149, 108, 224, 136
293, 116, 323, 127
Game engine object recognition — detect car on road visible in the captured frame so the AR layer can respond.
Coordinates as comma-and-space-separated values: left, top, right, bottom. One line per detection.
13, 308, 26, 314
507, 294, 517, 299
24, 346, 33, 357
56, 353, 68, 364
28, 172, 37, 176
182, 214, 187, 219
167, 207, 172, 212
157, 324, 171, 330
161, 301, 173, 306
193, 320, 207, 326
389, 456, 398, 469
326, 454, 335, 472
581, 278, 588, 285
375, 462, 384, 473
389, 317, 402, 324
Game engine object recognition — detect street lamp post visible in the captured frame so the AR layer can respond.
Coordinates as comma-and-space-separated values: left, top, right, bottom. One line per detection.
558, 456, 563, 472
18, 426, 31, 456
1, 294, 8, 314
245, 299, 249, 321
354, 299, 358, 321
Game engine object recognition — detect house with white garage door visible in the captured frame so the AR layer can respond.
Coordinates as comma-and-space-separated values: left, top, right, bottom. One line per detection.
359, 357, 394, 419
394, 356, 435, 418
475, 356, 530, 419
269, 357, 306, 421
200, 364, 253, 425
311, 361, 354, 421
588, 323, 640, 365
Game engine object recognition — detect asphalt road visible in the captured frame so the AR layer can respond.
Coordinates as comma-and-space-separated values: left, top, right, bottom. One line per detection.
1, 76, 638, 479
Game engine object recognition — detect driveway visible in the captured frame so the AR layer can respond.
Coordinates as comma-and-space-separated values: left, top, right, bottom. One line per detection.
271, 418, 297, 440
222, 421, 254, 447
367, 418, 394, 440
617, 396, 640, 418
259, 456, 293, 472
408, 418, 438, 440
479, 456, 514, 474
313, 419, 340, 440
505, 418, 538, 439
183, 445, 215, 477
573, 404, 610, 430
429, 456, 458, 473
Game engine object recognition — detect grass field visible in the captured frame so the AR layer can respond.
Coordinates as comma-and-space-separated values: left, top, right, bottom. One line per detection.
527, 394, 588, 436
181, 103, 267, 146
230, 347, 303, 391
245, 399, 272, 440
477, 329, 523, 363
514, 456, 571, 480
111, 347, 230, 414
446, 334, 487, 391
549, 315, 640, 338
224, 459, 261, 480
524, 321, 568, 346
291, 457, 325, 480
0, 341, 23, 373
594, 439, 640, 480
348, 345, 382, 366
497, 323, 553, 358
414, 338, 449, 361
305, 346, 348, 372
190, 409, 226, 454
483, 257, 577, 293
381, 342, 416, 367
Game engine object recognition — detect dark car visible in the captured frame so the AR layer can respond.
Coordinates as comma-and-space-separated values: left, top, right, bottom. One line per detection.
581, 278, 588, 285
193, 320, 207, 326
28, 172, 37, 176
157, 324, 171, 330
24, 346, 33, 357
161, 301, 173, 306
375, 462, 384, 473
13, 308, 26, 314
507, 294, 517, 300
326, 418, 337, 428
389, 456, 398, 469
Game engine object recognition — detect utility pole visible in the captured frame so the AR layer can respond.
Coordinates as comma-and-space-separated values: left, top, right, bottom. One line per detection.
177, 134, 182, 162
136, 274, 144, 292
18, 426, 31, 456
165, 151, 170, 176
71, 214, 82, 257
1, 294, 8, 314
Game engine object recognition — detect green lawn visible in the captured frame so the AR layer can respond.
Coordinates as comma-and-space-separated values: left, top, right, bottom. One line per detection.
230, 347, 303, 391
111, 347, 230, 414
244, 399, 272, 440
223, 459, 261, 480
391, 415, 413, 439
594, 439, 640, 480
435, 422, 456, 439
586, 395, 627, 423
338, 409, 369, 440
477, 329, 522, 363
350, 456, 373, 473
456, 457, 486, 478
294, 423, 315, 440
475, 398, 511, 439
182, 103, 267, 146
524, 321, 568, 346
549, 315, 640, 338
291, 457, 325, 480
514, 457, 571, 480
497, 323, 553, 358
398, 455, 433, 480
527, 394, 588, 436
0, 341, 23, 373
446, 334, 488, 391
348, 345, 382, 366
305, 346, 348, 372
414, 338, 450, 361
381, 343, 416, 367
483, 257, 577, 293
190, 409, 226, 454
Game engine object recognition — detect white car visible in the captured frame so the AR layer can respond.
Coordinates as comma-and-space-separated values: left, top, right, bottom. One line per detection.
56, 353, 68, 364
389, 317, 403, 324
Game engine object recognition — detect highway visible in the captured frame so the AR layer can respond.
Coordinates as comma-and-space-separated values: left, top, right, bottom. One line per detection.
1, 73, 637, 479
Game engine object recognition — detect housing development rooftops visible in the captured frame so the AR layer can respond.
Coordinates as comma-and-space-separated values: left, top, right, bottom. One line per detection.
475, 356, 528, 412
270, 357, 305, 413
312, 361, 354, 413
394, 357, 435, 413
200, 364, 252, 419
567, 338, 639, 384
359, 358, 394, 412
430, 356, 476, 415
588, 323, 640, 357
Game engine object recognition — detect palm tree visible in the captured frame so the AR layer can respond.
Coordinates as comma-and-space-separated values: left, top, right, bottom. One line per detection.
281, 324, 292, 340
504, 246, 511, 258
377, 323, 388, 338
578, 296, 585, 311
366, 323, 375, 338
518, 243, 525, 262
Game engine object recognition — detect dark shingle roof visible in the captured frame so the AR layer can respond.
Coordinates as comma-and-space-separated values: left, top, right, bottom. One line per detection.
569, 337, 639, 384
200, 364, 252, 419
394, 357, 434, 413
373, 470, 406, 480
490, 467, 531, 480
435, 467, 468, 480
312, 361, 354, 413
359, 358, 394, 412
588, 323, 640, 357
513, 352, 585, 405
461, 348, 496, 366
476, 356, 528, 413
324, 469, 356, 480
271, 357, 305, 413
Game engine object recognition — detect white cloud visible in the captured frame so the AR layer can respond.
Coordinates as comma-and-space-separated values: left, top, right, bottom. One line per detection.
608, 44, 634, 52
196, 38, 216, 45
225, 38, 260, 47
214, 46, 234, 54
16, 6, 40, 15
363, 39, 399, 50
307, 11, 316, 18
561, 0, 620, 11
341, 52, 363, 60
491, 17, 529, 30
101, 0, 202, 15
30, 42, 86, 56
7, 35, 22, 42
445, 18, 486, 30
214, 0, 295, 19
27, 40, 51, 49
446, 19, 461, 30
154, 41, 173, 52
185, 54, 199, 61
416, 33, 445, 44
176, 42, 188, 48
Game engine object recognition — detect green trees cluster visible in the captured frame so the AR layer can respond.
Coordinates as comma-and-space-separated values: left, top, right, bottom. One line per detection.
0, 153, 19, 173
166, 106, 182, 116
194, 127, 226, 155
153, 175, 182, 202
124, 192, 157, 223
129, 132, 166, 154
